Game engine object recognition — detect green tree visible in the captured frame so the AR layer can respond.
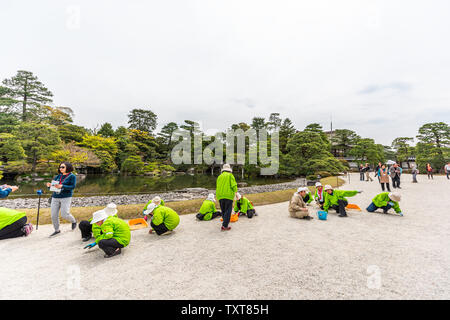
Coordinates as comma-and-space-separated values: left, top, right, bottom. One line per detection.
2, 70, 53, 121
330, 129, 360, 157
0, 133, 26, 162
281, 131, 345, 176
251, 117, 266, 131
279, 118, 296, 154
98, 122, 115, 137
349, 138, 384, 165
13, 123, 61, 172
266, 113, 282, 132
127, 108, 157, 133
391, 137, 414, 164
58, 124, 89, 143
415, 122, 450, 171
121, 155, 145, 175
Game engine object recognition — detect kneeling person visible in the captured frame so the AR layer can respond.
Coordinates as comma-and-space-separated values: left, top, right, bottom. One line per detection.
79, 203, 118, 242
288, 188, 313, 220
234, 193, 256, 218
84, 210, 130, 258
144, 203, 180, 235
323, 185, 362, 217
196, 193, 222, 221
366, 192, 403, 216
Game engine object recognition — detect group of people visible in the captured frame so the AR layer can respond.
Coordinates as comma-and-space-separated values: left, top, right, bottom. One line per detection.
6, 158, 450, 257
288, 182, 403, 220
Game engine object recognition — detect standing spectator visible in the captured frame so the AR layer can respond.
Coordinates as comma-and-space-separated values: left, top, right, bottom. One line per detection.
46, 162, 77, 237
216, 164, 237, 231
426, 163, 433, 179
411, 165, 419, 183
359, 164, 365, 181
445, 163, 450, 180
390, 163, 402, 189
365, 163, 373, 182
379, 165, 391, 192
374, 162, 382, 182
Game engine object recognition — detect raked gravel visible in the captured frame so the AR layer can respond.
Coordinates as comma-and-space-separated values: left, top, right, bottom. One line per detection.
0, 174, 449, 299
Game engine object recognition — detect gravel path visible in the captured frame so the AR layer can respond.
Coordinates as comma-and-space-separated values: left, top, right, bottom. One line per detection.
0, 173, 449, 299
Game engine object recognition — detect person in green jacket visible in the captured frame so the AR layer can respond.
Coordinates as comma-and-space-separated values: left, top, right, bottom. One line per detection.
366, 192, 403, 216
144, 203, 180, 235
143, 196, 165, 223
84, 210, 131, 258
196, 193, 222, 221
79, 203, 118, 242
0, 207, 33, 240
0, 185, 33, 240
323, 184, 362, 217
234, 193, 257, 218
216, 164, 238, 231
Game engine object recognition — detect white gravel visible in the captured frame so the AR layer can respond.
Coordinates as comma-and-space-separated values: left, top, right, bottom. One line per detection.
0, 173, 449, 300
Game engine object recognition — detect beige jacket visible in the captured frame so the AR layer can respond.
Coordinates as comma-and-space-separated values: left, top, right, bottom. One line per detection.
289, 193, 307, 213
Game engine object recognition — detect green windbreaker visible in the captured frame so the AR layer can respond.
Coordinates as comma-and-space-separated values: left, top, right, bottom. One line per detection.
323, 190, 358, 212
216, 172, 237, 201
0, 207, 26, 231
151, 205, 180, 230
372, 193, 401, 213
94, 216, 131, 247
234, 197, 254, 214
199, 200, 217, 221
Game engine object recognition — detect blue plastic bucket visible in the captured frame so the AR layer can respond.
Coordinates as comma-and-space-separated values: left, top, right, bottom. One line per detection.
317, 210, 328, 220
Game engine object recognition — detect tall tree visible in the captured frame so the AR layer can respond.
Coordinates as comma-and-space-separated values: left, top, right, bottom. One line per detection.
330, 129, 360, 157
127, 108, 157, 134
251, 117, 266, 131
2, 70, 53, 121
98, 122, 115, 137
391, 137, 414, 164
158, 122, 179, 147
279, 118, 296, 154
416, 122, 450, 171
266, 113, 282, 132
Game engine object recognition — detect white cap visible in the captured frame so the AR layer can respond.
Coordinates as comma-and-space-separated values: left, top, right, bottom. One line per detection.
151, 196, 162, 205
221, 164, 232, 172
207, 193, 215, 202
91, 210, 108, 224
143, 203, 158, 215
297, 187, 308, 193
324, 185, 333, 191
315, 182, 322, 187
234, 192, 242, 200
104, 203, 118, 216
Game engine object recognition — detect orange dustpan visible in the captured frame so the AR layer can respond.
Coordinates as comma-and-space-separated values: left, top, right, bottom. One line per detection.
128, 218, 149, 230
220, 213, 239, 222
346, 204, 362, 211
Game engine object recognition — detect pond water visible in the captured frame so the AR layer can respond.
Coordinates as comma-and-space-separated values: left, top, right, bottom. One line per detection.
2, 174, 293, 198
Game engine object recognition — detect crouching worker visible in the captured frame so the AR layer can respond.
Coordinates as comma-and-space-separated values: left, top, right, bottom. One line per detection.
323, 185, 362, 217
196, 193, 222, 221
0, 207, 33, 240
288, 188, 313, 220
84, 210, 130, 258
144, 203, 180, 235
366, 192, 403, 216
79, 203, 118, 242
314, 182, 325, 209
234, 193, 257, 218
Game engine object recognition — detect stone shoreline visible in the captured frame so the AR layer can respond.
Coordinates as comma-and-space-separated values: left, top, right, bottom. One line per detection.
0, 178, 306, 209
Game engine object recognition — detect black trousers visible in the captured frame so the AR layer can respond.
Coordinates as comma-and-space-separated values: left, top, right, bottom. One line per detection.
0, 216, 27, 240
381, 183, 391, 192
240, 209, 256, 218
330, 200, 348, 215
98, 238, 124, 256
196, 211, 222, 220
392, 176, 400, 188
151, 220, 170, 235
219, 199, 234, 228
79, 220, 92, 238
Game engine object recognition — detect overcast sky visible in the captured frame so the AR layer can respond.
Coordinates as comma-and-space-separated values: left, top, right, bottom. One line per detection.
1, 0, 449, 145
